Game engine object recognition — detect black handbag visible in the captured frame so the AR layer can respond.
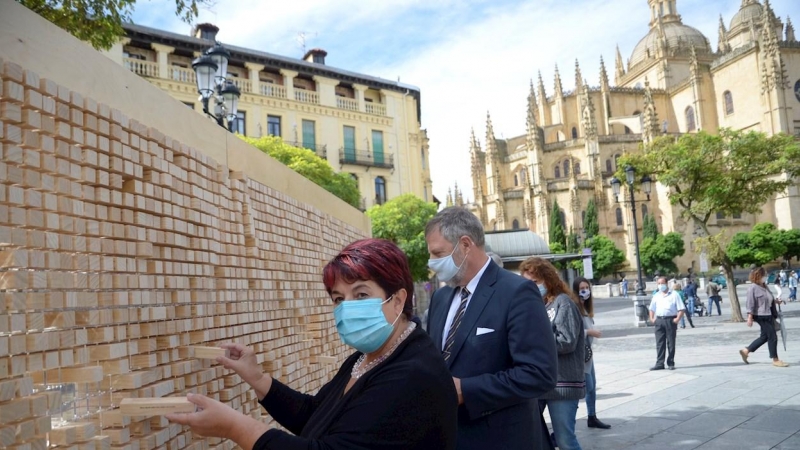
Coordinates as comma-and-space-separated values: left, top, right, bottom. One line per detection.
584, 343, 593, 363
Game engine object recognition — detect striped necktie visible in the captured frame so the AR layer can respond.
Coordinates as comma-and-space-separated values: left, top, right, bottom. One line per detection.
443, 287, 470, 361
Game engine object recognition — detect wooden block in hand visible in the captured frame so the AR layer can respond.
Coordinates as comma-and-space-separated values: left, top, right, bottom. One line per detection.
119, 397, 195, 416
188, 346, 229, 360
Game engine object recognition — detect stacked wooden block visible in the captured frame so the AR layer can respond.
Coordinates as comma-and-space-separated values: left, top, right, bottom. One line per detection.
0, 59, 365, 449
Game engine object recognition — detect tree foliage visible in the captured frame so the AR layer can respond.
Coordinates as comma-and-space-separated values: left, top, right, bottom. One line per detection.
640, 232, 685, 276
549, 200, 566, 248
241, 136, 360, 208
620, 129, 800, 321
366, 194, 439, 282
585, 235, 626, 280
19, 0, 212, 50
727, 223, 786, 268
642, 213, 660, 241
584, 199, 599, 239
777, 228, 800, 266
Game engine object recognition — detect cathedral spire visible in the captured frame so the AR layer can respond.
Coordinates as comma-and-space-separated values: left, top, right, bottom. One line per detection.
718, 14, 730, 53
642, 78, 660, 143
574, 59, 583, 93
485, 111, 498, 161
554, 64, 564, 98
446, 187, 453, 207
537, 70, 547, 102
615, 44, 625, 84
786, 16, 796, 42
599, 56, 610, 91
761, 1, 779, 57
526, 81, 541, 153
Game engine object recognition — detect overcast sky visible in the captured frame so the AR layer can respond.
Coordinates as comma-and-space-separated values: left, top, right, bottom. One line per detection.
133, 0, 798, 204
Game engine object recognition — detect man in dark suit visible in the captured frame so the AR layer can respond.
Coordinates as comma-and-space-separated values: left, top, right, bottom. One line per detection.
425, 207, 558, 450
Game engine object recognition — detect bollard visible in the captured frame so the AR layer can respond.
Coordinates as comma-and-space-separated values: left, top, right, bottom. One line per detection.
633, 295, 652, 327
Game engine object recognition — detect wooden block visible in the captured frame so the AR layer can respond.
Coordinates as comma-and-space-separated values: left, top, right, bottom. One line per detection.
310, 355, 337, 365
119, 397, 195, 416
188, 346, 229, 360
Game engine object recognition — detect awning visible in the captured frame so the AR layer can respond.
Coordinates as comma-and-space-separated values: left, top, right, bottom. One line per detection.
484, 229, 583, 263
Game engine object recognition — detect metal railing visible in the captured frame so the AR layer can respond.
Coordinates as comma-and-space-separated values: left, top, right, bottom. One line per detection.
286, 142, 327, 158
124, 58, 158, 78
260, 84, 286, 99
295, 89, 319, 104
365, 102, 386, 116
338, 148, 394, 169
336, 97, 359, 111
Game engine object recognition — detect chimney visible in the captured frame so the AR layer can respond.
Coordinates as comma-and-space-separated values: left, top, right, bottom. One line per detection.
303, 48, 328, 65
193, 23, 220, 41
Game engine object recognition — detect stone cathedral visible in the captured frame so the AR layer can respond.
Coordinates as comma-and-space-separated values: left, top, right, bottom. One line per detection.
453, 0, 800, 277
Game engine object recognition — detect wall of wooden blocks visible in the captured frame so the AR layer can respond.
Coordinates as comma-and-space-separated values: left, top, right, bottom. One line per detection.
0, 59, 366, 449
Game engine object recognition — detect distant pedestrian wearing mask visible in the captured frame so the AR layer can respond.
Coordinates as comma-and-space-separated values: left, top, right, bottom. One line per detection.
739, 267, 789, 368
648, 277, 685, 370
572, 277, 611, 430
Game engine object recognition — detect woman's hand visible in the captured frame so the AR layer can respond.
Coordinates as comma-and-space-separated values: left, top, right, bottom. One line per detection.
167, 394, 269, 449
747, 316, 753, 328
587, 329, 602, 338
218, 343, 273, 400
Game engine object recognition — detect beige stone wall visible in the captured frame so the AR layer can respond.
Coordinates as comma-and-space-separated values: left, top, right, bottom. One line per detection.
0, 2, 369, 449
711, 51, 764, 131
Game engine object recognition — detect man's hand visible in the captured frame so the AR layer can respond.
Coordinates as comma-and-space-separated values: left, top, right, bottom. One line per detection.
673, 317, 680, 324
453, 377, 463, 405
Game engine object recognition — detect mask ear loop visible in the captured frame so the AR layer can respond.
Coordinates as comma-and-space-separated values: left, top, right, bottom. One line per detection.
382, 293, 404, 325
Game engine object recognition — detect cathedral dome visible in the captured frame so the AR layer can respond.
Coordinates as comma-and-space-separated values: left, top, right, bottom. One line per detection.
629, 22, 712, 68
729, 1, 763, 32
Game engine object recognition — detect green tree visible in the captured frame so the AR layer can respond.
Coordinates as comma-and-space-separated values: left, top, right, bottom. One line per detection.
643, 213, 660, 241
621, 129, 800, 321
241, 136, 360, 208
366, 194, 439, 282
584, 198, 599, 239
586, 235, 626, 280
566, 227, 580, 254
777, 228, 800, 268
19, 0, 211, 50
726, 223, 786, 268
640, 232, 685, 276
549, 200, 566, 249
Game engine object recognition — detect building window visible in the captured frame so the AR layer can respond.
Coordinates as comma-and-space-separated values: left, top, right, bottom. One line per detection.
421, 148, 426, 170
424, 186, 428, 202
574, 162, 581, 175
375, 176, 387, 205
514, 175, 519, 186
614, 154, 620, 168
267, 115, 281, 137
571, 127, 578, 139
232, 111, 246, 135
642, 204, 648, 218
723, 91, 734, 115
343, 126, 356, 163
301, 119, 316, 151
733, 212, 742, 219
555, 166, 561, 178
520, 168, 527, 184
563, 160, 570, 177
605, 159, 612, 173
512, 219, 520, 230
559, 210, 566, 228
685, 106, 696, 132
624, 126, 631, 134
372, 130, 385, 165
716, 212, 726, 220
581, 210, 586, 228
615, 207, 623, 226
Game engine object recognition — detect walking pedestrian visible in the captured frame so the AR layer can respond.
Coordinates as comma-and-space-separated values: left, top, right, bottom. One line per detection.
648, 277, 685, 370
620, 277, 628, 298
675, 282, 694, 329
572, 277, 611, 430
685, 279, 699, 317
705, 280, 722, 316
739, 267, 789, 368
789, 271, 797, 302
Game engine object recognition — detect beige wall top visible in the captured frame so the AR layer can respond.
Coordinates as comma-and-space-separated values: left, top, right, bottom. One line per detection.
0, 0, 370, 232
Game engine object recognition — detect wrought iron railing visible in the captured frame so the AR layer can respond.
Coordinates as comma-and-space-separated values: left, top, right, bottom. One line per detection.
338, 148, 394, 169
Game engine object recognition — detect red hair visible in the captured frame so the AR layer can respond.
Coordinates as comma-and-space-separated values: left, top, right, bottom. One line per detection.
323, 238, 414, 317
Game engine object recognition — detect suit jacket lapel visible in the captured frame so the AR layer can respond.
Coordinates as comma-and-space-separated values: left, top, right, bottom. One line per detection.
446, 261, 498, 369
430, 286, 455, 352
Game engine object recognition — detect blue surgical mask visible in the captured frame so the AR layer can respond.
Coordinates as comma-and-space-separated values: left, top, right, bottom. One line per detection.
334, 295, 400, 354
658, 284, 668, 292
538, 283, 548, 298
428, 245, 468, 282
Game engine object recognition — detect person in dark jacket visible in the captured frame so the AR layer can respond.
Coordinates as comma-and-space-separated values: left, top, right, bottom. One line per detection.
167, 238, 458, 449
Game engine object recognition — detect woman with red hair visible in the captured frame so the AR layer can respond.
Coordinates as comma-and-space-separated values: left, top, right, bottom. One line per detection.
168, 238, 458, 449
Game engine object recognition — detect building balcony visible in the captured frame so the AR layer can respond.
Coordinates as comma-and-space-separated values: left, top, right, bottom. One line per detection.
232, 78, 252, 93
125, 58, 159, 78
286, 142, 327, 158
336, 97, 358, 111
365, 102, 386, 116
294, 89, 319, 104
260, 84, 286, 99
338, 148, 394, 169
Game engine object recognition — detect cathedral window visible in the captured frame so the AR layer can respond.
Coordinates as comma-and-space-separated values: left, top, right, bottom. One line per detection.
563, 160, 570, 177
716, 212, 726, 220
642, 204, 648, 219
733, 212, 742, 219
723, 91, 734, 116
514, 175, 519, 187
605, 159, 612, 173
615, 208, 623, 226
512, 219, 520, 230
685, 106, 696, 132
581, 211, 586, 228
520, 168, 528, 184
574, 162, 581, 175
559, 210, 566, 228
624, 126, 632, 135
571, 127, 578, 139
555, 166, 561, 178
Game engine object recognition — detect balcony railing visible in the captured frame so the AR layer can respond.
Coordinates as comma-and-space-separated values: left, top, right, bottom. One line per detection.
336, 97, 358, 111
295, 89, 319, 104
260, 84, 286, 99
365, 102, 386, 116
339, 148, 394, 169
169, 66, 195, 84
232, 78, 252, 93
286, 142, 327, 158
125, 58, 158, 78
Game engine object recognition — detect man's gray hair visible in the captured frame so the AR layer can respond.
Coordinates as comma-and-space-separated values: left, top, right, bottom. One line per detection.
425, 206, 485, 247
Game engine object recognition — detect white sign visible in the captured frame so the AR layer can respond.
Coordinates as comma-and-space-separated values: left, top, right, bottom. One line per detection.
699, 252, 709, 273
582, 248, 594, 280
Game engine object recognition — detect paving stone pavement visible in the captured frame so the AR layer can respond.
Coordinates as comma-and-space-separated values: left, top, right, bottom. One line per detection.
550, 286, 800, 450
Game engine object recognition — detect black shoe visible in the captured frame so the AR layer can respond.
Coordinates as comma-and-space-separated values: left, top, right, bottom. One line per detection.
588, 415, 612, 429
680, 325, 685, 329
650, 365, 665, 371
690, 325, 695, 328
668, 366, 675, 370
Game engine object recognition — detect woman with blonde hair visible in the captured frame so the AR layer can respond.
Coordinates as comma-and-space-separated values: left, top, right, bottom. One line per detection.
520, 257, 585, 450
739, 266, 788, 368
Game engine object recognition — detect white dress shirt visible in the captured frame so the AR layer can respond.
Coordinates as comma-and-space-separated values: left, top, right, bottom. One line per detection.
649, 291, 686, 317
441, 257, 492, 349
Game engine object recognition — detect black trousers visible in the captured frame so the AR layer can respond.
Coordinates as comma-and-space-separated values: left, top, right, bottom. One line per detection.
654, 316, 677, 367
747, 315, 778, 359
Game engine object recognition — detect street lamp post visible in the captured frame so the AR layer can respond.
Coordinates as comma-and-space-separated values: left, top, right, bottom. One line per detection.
191, 42, 241, 132
611, 166, 652, 324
